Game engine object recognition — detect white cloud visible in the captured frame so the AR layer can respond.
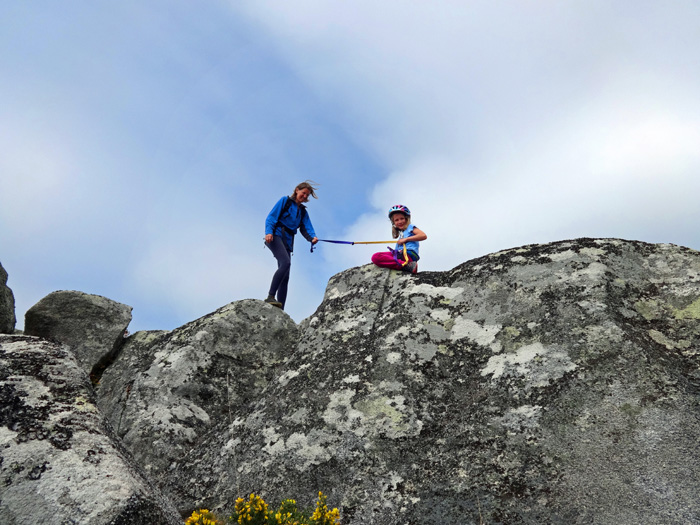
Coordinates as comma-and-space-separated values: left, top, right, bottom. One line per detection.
233, 0, 700, 272
129, 227, 264, 322
4, 1, 700, 333
0, 117, 81, 233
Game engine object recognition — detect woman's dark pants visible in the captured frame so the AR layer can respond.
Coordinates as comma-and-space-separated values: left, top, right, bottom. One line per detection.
266, 236, 292, 308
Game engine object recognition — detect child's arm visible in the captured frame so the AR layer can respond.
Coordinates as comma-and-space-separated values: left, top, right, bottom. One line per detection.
397, 226, 427, 245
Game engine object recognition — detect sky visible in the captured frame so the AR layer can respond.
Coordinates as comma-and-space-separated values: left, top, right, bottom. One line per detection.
2, 1, 700, 333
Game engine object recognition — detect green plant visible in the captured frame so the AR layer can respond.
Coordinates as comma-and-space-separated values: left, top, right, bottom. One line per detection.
232, 493, 271, 524
185, 492, 340, 525
185, 508, 223, 525
273, 498, 307, 524
309, 492, 340, 525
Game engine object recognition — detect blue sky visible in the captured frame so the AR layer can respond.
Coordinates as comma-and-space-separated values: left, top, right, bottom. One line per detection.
2, 1, 700, 332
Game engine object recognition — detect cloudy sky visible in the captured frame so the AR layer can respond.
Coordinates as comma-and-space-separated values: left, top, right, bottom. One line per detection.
2, 1, 699, 332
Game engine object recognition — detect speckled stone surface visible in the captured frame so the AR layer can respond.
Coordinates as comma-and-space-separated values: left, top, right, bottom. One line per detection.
96, 299, 299, 512
20, 238, 698, 524
176, 239, 700, 524
0, 335, 181, 524
0, 263, 15, 334
24, 290, 132, 378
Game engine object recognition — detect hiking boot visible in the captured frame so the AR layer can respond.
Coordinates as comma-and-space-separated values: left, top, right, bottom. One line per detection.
404, 261, 418, 274
264, 296, 283, 308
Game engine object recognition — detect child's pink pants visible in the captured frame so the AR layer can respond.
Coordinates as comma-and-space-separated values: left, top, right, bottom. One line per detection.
371, 251, 409, 270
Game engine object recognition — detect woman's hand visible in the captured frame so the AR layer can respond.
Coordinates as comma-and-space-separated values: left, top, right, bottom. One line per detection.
265, 234, 273, 243
311, 237, 318, 245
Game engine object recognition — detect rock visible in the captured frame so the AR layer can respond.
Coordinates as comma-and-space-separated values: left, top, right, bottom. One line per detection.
172, 239, 700, 524
24, 290, 132, 379
0, 335, 182, 525
0, 263, 16, 334
96, 299, 299, 511
11, 238, 699, 524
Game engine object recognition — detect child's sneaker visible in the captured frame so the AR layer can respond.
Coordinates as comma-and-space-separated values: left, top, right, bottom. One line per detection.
264, 296, 283, 308
404, 261, 418, 274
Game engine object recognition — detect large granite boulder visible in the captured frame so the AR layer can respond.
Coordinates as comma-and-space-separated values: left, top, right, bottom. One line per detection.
14, 238, 697, 524
96, 299, 299, 511
0, 335, 181, 524
0, 263, 15, 334
169, 239, 700, 524
24, 290, 132, 379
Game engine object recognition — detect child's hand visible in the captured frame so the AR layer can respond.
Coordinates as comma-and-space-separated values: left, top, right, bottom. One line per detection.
396, 238, 406, 245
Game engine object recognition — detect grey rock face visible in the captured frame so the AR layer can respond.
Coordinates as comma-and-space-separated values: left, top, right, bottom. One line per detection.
17, 238, 695, 524
0, 335, 182, 525
96, 299, 299, 511
24, 290, 132, 379
0, 263, 16, 334
174, 239, 700, 524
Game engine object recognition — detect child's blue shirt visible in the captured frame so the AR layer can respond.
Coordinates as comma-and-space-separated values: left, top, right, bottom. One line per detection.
397, 223, 420, 259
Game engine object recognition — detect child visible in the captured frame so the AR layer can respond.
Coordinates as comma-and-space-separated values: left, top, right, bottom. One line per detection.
371, 204, 427, 273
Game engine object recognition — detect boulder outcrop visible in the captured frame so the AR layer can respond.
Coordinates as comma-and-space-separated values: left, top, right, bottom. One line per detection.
0, 263, 15, 334
165, 239, 699, 524
3, 238, 700, 524
0, 335, 182, 524
24, 290, 132, 379
96, 299, 299, 511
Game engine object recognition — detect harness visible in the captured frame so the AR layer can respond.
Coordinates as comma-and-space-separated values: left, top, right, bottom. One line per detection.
389, 246, 416, 267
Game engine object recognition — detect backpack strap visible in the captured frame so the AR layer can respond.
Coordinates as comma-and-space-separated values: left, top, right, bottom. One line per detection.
274, 197, 307, 251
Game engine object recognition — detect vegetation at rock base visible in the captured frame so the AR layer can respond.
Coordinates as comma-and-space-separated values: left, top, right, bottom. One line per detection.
185, 492, 340, 525
186, 509, 222, 525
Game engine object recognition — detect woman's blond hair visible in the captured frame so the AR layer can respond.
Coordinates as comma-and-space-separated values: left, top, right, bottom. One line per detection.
291, 180, 319, 200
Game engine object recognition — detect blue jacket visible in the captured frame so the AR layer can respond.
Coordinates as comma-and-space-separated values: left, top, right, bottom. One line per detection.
265, 196, 316, 252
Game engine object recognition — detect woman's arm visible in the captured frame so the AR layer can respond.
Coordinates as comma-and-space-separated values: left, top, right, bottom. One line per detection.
265, 197, 287, 237
264, 197, 287, 239
299, 210, 318, 244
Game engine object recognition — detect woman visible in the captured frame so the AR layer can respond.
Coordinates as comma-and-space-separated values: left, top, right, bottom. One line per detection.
263, 181, 319, 309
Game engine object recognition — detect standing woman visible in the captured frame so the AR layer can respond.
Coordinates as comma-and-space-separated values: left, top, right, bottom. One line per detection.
264, 181, 319, 309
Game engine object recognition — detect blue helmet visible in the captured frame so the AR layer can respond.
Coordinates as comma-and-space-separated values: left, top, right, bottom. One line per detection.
388, 204, 411, 218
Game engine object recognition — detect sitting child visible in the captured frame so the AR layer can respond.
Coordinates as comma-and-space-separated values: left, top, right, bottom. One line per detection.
371, 204, 427, 273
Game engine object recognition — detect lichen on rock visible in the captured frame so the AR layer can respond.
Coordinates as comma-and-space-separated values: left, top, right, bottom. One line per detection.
5, 238, 700, 525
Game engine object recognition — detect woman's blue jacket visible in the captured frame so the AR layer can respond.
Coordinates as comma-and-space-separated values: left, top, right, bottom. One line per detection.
265, 196, 316, 252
